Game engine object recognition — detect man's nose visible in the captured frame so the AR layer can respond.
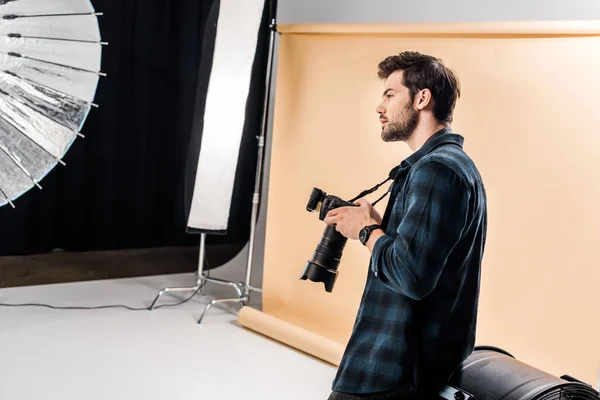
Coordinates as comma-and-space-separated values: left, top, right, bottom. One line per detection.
376, 103, 385, 115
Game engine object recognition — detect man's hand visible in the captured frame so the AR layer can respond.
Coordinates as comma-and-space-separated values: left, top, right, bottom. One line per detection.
323, 198, 382, 240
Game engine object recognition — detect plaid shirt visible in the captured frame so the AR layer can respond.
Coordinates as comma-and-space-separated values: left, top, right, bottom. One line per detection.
332, 128, 487, 396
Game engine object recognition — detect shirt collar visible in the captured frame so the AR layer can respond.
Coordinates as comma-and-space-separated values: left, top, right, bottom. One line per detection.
402, 127, 464, 167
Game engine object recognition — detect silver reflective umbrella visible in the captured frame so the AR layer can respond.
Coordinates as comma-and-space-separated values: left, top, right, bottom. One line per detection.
0, 0, 104, 208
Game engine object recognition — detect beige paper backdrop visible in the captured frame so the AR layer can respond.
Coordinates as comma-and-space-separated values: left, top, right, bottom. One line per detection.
239, 24, 600, 385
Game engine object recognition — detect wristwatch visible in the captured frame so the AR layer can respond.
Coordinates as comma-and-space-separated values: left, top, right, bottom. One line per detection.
359, 224, 381, 246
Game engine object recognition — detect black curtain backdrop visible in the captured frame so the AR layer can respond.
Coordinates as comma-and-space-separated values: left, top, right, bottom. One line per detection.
0, 0, 272, 269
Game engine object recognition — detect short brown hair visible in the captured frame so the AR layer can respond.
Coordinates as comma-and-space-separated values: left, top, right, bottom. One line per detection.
377, 51, 461, 124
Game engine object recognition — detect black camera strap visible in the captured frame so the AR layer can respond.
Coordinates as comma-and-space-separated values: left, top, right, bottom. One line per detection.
348, 165, 401, 206
370, 185, 393, 207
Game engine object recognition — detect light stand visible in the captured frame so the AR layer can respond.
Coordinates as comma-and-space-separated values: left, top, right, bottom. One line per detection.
149, 17, 277, 324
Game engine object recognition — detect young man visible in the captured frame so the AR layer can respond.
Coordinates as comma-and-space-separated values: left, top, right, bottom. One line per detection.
323, 51, 487, 399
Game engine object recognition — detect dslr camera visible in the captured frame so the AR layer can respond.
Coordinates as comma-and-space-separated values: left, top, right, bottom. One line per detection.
299, 187, 357, 292
299, 167, 395, 292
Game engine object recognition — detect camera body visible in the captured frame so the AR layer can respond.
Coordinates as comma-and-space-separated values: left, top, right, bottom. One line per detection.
300, 188, 356, 292
306, 187, 355, 221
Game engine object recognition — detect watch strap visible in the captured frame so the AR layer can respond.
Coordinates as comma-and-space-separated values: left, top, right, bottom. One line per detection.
360, 224, 381, 245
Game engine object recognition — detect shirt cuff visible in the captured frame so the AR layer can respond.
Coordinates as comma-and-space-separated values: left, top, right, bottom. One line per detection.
370, 234, 390, 277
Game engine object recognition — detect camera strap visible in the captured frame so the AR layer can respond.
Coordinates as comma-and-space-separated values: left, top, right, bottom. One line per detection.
348, 165, 402, 206
370, 185, 393, 207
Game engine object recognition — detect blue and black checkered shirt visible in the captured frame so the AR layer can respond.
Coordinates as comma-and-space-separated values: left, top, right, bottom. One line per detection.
332, 128, 487, 396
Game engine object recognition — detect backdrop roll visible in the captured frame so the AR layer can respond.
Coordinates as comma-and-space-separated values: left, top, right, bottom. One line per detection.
238, 21, 600, 385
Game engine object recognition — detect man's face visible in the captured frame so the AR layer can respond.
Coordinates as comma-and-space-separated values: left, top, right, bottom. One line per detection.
376, 70, 418, 142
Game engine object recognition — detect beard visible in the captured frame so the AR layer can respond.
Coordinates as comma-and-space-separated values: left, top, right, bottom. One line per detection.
381, 101, 418, 142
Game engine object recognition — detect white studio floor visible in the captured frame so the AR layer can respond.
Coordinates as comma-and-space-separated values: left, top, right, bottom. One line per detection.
0, 273, 337, 400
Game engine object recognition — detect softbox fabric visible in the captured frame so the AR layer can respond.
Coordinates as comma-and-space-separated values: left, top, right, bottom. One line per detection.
186, 0, 267, 234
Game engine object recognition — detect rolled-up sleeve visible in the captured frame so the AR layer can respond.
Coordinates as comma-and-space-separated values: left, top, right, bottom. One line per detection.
371, 160, 469, 300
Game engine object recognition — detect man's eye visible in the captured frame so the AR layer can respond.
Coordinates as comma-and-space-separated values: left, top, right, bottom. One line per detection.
386, 94, 393, 99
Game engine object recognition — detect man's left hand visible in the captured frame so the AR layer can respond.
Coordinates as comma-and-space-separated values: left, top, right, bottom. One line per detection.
323, 198, 381, 240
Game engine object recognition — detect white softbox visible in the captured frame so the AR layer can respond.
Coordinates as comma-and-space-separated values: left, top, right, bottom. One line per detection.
186, 0, 267, 233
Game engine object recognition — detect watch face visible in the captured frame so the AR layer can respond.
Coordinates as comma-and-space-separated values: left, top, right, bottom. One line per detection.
359, 229, 367, 243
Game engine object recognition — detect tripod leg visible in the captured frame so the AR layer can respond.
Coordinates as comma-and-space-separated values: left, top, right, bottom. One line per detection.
151, 234, 208, 310
197, 297, 247, 324
149, 285, 202, 310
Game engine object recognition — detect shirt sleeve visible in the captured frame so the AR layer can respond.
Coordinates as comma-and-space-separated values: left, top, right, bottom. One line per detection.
370, 160, 470, 300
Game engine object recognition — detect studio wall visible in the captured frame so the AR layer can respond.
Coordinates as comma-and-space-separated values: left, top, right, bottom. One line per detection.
238, 22, 600, 386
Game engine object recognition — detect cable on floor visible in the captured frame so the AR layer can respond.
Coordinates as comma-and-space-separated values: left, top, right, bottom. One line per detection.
0, 257, 211, 311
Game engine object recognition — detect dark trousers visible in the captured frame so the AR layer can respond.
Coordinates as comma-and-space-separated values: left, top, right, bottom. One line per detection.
328, 386, 416, 400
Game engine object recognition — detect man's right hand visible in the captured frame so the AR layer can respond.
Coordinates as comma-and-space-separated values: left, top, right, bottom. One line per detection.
363, 201, 382, 225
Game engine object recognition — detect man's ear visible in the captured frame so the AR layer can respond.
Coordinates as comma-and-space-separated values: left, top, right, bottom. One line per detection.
414, 89, 433, 111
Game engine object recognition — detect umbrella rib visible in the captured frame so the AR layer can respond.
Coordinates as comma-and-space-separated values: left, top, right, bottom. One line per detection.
0, 139, 42, 189
2, 12, 104, 20
0, 113, 67, 166
3, 70, 99, 108
5, 51, 106, 77
5, 34, 108, 45
0, 185, 15, 208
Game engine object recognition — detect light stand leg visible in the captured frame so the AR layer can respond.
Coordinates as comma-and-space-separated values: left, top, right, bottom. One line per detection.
195, 228, 249, 323
149, 233, 209, 310
197, 298, 248, 324
150, 232, 247, 311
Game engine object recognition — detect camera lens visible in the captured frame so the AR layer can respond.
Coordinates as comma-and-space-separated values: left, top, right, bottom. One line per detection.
300, 225, 347, 292
310, 225, 346, 267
